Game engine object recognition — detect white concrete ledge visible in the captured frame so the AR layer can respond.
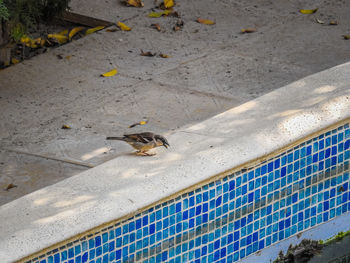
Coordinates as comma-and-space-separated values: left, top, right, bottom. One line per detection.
1, 63, 350, 262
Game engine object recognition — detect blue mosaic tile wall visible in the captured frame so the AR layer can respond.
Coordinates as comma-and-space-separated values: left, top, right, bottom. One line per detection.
28, 123, 350, 263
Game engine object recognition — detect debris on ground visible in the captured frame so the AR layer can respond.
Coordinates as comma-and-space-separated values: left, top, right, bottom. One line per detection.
197, 18, 215, 25
101, 68, 118, 77
5, 183, 17, 191
273, 239, 323, 263
151, 23, 161, 32
241, 27, 257, 33
140, 50, 156, 57
117, 21, 132, 31
61, 125, 72, 129
299, 8, 318, 14
173, 19, 184, 31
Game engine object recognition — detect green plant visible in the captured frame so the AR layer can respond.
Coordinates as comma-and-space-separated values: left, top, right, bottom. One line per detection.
3, 0, 70, 41
0, 0, 9, 20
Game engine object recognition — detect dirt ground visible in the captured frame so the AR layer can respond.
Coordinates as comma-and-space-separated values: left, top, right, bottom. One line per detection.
1, 0, 350, 205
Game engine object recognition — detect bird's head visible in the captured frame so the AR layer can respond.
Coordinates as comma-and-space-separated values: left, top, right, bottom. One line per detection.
155, 135, 170, 149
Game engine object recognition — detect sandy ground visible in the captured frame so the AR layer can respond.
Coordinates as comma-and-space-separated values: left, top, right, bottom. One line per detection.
1, 0, 350, 205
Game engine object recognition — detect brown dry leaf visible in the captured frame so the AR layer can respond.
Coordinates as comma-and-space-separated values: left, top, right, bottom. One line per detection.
329, 20, 338, 25
125, 0, 144, 7
140, 50, 156, 56
151, 23, 161, 31
106, 28, 119, 32
5, 183, 17, 191
197, 18, 215, 25
241, 28, 257, 33
159, 53, 169, 58
62, 124, 71, 129
343, 35, 350, 40
65, 55, 71, 60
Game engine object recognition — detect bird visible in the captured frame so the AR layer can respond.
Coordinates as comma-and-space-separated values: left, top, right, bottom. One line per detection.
106, 132, 169, 156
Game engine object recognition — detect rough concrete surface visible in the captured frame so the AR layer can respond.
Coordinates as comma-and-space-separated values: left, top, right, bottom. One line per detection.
1, 0, 350, 205
0, 62, 349, 262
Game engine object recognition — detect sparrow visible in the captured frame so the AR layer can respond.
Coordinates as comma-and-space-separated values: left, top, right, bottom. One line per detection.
106, 132, 169, 156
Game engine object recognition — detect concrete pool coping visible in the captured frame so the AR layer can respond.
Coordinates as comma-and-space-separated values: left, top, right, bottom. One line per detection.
0, 62, 350, 262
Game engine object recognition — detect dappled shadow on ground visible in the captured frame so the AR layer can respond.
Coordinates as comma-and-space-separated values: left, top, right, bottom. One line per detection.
0, 62, 349, 261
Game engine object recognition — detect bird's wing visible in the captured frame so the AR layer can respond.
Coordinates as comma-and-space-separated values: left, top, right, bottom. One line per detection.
124, 132, 155, 143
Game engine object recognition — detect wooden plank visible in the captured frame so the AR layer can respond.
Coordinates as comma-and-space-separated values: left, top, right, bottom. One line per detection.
61, 11, 114, 27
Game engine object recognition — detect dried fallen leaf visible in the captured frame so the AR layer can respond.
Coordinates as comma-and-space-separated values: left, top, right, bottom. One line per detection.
241, 28, 257, 33
11, 58, 20, 64
329, 20, 338, 25
140, 50, 156, 56
125, 0, 144, 7
164, 0, 174, 9
159, 53, 169, 58
299, 8, 318, 14
117, 21, 132, 31
85, 26, 105, 35
65, 55, 71, 60
148, 10, 172, 17
315, 18, 325, 24
47, 34, 68, 44
101, 68, 118, 77
106, 28, 119, 32
197, 18, 215, 25
62, 124, 71, 129
69, 27, 85, 40
151, 23, 161, 32
5, 183, 17, 191
129, 120, 148, 128
343, 35, 350, 40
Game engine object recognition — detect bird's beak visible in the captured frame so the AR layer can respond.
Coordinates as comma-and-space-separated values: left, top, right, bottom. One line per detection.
163, 143, 169, 149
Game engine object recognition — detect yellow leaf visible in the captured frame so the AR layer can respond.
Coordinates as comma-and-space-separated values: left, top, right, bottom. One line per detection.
101, 68, 118, 77
47, 34, 68, 44
11, 58, 20, 64
117, 21, 132, 31
69, 27, 85, 40
299, 8, 318, 14
58, 29, 69, 36
85, 26, 105, 35
343, 35, 350, 40
159, 53, 169, 58
197, 18, 215, 25
241, 27, 257, 33
62, 124, 71, 129
164, 0, 174, 9
126, 0, 144, 7
139, 121, 147, 125
148, 10, 172, 18
20, 35, 31, 44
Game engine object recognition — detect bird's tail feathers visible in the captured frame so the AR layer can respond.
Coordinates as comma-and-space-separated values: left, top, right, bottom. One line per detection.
106, 136, 124, 140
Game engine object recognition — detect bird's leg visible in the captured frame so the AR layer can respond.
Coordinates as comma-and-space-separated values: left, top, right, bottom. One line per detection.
135, 151, 156, 156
